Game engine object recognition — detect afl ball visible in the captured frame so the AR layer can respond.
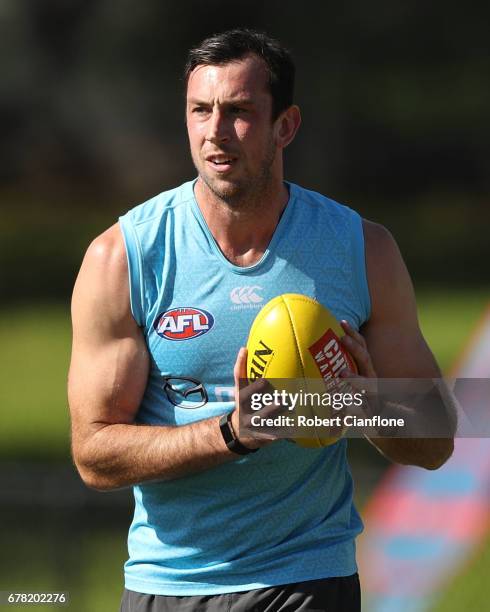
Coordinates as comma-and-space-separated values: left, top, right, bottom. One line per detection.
246, 294, 357, 447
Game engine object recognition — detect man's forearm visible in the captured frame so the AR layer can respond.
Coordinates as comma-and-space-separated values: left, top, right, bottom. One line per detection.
362, 381, 456, 469
365, 435, 454, 470
74, 416, 238, 490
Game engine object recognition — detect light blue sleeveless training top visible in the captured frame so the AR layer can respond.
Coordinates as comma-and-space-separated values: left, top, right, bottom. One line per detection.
119, 179, 371, 596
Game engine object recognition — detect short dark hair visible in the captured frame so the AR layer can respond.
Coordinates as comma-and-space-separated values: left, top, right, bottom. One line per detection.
184, 28, 295, 120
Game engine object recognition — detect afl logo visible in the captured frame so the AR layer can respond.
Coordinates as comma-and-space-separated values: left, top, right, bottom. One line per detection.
154, 307, 214, 341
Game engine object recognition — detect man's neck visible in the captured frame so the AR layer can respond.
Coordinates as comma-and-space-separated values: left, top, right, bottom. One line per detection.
194, 178, 290, 267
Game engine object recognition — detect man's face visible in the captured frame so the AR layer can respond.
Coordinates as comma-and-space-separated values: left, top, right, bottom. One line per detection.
186, 54, 278, 205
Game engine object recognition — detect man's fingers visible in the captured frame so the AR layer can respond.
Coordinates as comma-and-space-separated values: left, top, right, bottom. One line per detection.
340, 322, 377, 378
339, 368, 378, 418
340, 368, 377, 393
341, 336, 375, 376
234, 347, 248, 388
341, 319, 367, 348
339, 369, 364, 390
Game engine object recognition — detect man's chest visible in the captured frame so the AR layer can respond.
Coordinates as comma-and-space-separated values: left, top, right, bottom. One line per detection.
145, 267, 316, 389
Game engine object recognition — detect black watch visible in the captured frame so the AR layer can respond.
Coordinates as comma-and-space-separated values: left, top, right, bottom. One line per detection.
219, 412, 258, 455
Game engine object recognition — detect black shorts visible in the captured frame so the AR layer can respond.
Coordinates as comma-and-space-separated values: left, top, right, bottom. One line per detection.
120, 574, 360, 611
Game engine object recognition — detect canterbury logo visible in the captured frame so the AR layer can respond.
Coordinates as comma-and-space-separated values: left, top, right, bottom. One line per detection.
230, 286, 263, 304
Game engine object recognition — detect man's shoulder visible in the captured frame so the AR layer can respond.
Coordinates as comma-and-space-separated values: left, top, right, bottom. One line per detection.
84, 224, 127, 273
121, 179, 195, 227
362, 219, 401, 269
74, 224, 132, 325
291, 182, 358, 219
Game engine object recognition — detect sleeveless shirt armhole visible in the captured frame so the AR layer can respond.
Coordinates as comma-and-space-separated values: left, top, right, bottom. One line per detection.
350, 211, 372, 324
118, 215, 145, 327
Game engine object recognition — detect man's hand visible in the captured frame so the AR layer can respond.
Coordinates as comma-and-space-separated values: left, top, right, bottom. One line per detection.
339, 320, 455, 441
339, 220, 455, 469
340, 319, 377, 379
231, 347, 278, 450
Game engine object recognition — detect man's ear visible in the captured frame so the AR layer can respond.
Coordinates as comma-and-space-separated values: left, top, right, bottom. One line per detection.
274, 105, 302, 149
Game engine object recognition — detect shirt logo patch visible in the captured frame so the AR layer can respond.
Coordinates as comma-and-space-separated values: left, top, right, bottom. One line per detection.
230, 286, 263, 304
229, 286, 264, 311
308, 329, 356, 381
154, 307, 214, 341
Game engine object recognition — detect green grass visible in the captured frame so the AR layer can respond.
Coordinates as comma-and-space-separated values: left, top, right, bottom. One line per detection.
1, 524, 127, 612
0, 290, 488, 609
78, 532, 128, 612
0, 290, 488, 458
431, 534, 490, 612
417, 288, 489, 372
0, 304, 72, 459
409, 289, 490, 611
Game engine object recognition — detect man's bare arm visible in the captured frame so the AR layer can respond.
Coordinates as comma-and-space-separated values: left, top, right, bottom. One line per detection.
345, 220, 455, 470
68, 224, 265, 491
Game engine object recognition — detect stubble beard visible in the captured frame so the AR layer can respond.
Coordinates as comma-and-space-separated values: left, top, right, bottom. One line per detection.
195, 136, 277, 213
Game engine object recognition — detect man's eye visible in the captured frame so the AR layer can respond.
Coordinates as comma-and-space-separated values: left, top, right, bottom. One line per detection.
193, 107, 208, 114
229, 107, 245, 114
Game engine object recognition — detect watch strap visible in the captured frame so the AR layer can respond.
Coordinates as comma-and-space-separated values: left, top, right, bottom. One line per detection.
219, 412, 258, 455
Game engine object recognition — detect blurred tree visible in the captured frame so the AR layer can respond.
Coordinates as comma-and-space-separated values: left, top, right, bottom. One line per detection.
0, 0, 488, 299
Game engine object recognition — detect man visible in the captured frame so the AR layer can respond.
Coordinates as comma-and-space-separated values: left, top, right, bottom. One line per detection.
68, 29, 454, 611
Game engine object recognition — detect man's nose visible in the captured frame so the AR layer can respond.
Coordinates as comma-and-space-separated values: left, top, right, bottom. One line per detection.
205, 108, 230, 144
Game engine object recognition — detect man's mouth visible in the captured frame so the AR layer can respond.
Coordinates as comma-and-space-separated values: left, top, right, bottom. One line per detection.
206, 155, 237, 171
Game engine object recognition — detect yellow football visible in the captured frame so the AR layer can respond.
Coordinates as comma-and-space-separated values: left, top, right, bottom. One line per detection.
246, 294, 357, 448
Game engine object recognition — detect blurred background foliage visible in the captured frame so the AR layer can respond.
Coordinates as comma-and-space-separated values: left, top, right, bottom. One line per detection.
1, 0, 489, 302
0, 1, 489, 610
